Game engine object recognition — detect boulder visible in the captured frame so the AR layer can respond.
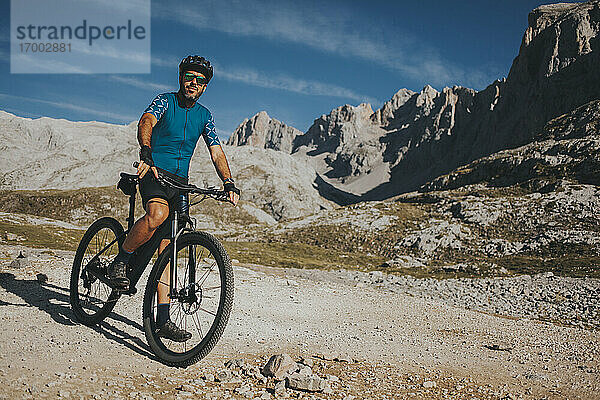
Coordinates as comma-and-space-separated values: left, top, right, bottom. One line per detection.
262, 354, 297, 379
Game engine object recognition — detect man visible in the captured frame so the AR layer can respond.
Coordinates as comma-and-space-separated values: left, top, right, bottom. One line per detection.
107, 55, 240, 342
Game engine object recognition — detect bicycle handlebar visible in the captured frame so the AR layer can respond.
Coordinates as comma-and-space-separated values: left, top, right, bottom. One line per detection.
132, 162, 229, 201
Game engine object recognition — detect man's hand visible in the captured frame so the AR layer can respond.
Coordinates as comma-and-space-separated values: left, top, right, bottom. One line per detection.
223, 181, 240, 206
228, 190, 240, 206
138, 145, 158, 179
137, 161, 158, 179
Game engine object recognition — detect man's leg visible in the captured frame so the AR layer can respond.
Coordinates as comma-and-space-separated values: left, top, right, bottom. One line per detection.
154, 238, 192, 341
108, 199, 169, 289
156, 239, 171, 325
122, 199, 170, 253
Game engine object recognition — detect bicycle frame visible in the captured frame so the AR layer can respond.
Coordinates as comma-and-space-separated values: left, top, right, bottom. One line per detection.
124, 192, 192, 299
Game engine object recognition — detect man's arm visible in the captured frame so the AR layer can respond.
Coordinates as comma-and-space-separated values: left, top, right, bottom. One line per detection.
138, 112, 157, 147
137, 113, 158, 179
208, 144, 239, 206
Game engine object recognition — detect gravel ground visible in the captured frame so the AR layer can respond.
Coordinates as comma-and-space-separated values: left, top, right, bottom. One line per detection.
0, 245, 599, 399
338, 270, 600, 330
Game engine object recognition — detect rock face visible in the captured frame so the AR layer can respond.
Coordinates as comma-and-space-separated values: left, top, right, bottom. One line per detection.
228, 1, 600, 199
424, 99, 600, 191
293, 103, 388, 180
227, 111, 303, 153
205, 146, 331, 220
370, 88, 415, 126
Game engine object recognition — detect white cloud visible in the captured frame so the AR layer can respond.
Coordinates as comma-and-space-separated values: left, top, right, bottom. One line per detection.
218, 64, 379, 105
154, 1, 498, 89
152, 55, 180, 68
0, 93, 136, 122
109, 76, 172, 92
73, 44, 150, 65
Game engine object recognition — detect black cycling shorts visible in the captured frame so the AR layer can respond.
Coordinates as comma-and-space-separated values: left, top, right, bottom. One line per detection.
139, 168, 188, 210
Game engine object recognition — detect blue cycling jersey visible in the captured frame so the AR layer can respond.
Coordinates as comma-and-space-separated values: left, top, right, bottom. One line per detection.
143, 92, 221, 178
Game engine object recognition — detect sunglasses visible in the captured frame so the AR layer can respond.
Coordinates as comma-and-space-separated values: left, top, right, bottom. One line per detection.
183, 72, 208, 85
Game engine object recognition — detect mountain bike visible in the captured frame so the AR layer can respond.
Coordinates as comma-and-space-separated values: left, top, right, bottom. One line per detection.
69, 166, 234, 367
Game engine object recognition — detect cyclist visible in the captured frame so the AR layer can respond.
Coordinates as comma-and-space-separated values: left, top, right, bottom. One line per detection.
107, 55, 240, 342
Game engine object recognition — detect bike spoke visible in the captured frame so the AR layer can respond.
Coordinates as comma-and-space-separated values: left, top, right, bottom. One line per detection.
191, 312, 203, 337
196, 262, 216, 287
201, 285, 221, 291
73, 224, 122, 320
198, 306, 217, 317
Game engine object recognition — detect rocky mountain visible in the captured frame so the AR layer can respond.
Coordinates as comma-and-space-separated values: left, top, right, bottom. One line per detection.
229, 1, 600, 200
0, 110, 139, 189
0, 111, 331, 221
292, 103, 389, 197
227, 111, 303, 153
233, 93, 600, 285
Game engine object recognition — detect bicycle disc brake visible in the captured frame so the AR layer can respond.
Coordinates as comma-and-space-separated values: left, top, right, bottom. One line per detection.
178, 284, 203, 315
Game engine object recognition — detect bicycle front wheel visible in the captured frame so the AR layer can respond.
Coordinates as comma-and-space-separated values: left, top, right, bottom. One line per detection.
70, 217, 123, 325
142, 231, 234, 367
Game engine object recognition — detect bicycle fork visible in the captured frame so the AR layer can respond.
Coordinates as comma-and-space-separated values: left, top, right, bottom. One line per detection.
169, 211, 197, 301
169, 211, 179, 299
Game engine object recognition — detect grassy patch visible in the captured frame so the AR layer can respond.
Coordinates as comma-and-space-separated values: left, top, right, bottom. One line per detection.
2, 183, 597, 280
0, 221, 82, 251
373, 201, 427, 221
270, 201, 427, 259
491, 243, 600, 278
0, 187, 134, 226
224, 241, 385, 271
189, 198, 263, 227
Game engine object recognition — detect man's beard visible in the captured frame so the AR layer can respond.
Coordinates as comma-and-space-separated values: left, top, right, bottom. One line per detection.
182, 89, 200, 102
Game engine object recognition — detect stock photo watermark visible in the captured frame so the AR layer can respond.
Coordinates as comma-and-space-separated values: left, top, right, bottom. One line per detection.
11, 0, 151, 73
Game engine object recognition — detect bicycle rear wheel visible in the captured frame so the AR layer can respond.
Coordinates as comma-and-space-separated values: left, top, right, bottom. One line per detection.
142, 231, 234, 367
70, 217, 123, 325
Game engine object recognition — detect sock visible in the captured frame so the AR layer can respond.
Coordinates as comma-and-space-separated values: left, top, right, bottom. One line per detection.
114, 245, 134, 264
157, 303, 170, 326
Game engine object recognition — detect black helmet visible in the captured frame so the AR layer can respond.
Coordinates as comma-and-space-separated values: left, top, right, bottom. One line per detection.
179, 55, 213, 82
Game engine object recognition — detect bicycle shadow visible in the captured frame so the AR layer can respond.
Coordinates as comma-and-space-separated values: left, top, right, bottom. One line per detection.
0, 272, 158, 362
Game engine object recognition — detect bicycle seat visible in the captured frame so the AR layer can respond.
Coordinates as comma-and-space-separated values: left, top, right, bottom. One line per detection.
118, 173, 138, 196
120, 173, 138, 180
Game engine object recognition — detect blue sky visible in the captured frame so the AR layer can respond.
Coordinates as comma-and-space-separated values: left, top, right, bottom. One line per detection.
0, 0, 584, 139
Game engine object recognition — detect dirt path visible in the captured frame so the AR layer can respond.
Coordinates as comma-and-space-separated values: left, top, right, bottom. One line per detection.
0, 245, 598, 399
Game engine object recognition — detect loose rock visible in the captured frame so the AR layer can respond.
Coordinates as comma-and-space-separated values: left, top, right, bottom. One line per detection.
262, 354, 297, 379
286, 373, 328, 392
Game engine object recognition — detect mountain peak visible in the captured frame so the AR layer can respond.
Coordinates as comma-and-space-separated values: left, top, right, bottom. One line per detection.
371, 88, 415, 125
227, 111, 302, 153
